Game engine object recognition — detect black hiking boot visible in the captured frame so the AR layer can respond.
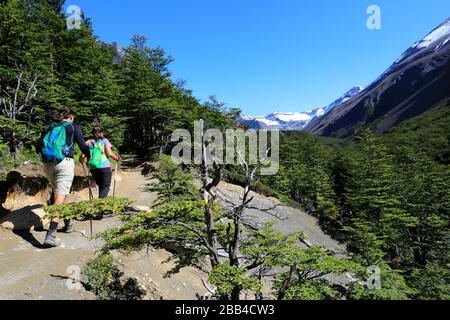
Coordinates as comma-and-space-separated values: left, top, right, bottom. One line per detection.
43, 235, 61, 248
60, 219, 74, 233
43, 221, 60, 248
93, 214, 103, 221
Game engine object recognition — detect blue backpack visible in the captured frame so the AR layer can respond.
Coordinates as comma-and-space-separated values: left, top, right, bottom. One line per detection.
41, 122, 74, 163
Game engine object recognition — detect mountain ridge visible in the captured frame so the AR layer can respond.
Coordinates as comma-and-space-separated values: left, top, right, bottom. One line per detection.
305, 17, 450, 137
238, 86, 364, 131
240, 18, 450, 136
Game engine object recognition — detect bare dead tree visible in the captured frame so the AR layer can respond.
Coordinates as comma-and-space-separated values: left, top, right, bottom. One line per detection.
196, 279, 218, 300
224, 146, 275, 300
0, 69, 39, 155
198, 119, 221, 268
196, 121, 278, 300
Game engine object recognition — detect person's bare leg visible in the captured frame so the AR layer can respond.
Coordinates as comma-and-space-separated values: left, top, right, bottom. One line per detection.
61, 195, 74, 233
50, 194, 65, 224
55, 194, 65, 205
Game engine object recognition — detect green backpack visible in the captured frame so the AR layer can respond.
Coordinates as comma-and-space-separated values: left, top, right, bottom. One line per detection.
89, 140, 105, 169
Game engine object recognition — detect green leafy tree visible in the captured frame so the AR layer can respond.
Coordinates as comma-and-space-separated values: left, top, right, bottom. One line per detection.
56, 16, 122, 119
98, 200, 222, 277
241, 223, 359, 300
390, 147, 449, 268
148, 155, 198, 206
348, 263, 414, 300
0, 0, 58, 154
343, 130, 402, 265
117, 35, 178, 156
209, 263, 262, 299
409, 263, 450, 300
97, 137, 285, 300
272, 245, 359, 300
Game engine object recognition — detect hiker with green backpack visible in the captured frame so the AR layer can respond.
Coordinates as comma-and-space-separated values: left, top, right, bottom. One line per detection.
81, 127, 120, 202
37, 107, 92, 248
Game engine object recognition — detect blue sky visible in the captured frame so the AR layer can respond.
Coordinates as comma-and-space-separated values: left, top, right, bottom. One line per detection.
66, 0, 450, 116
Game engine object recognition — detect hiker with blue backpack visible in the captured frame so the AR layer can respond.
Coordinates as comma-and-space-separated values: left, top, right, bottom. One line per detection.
37, 107, 92, 248
81, 127, 120, 202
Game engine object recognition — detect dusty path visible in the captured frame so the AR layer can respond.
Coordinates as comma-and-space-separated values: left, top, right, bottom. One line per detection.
0, 163, 347, 299
0, 166, 207, 300
216, 182, 344, 251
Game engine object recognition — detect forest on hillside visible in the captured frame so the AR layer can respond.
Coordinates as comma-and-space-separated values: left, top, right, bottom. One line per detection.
262, 111, 450, 299
0, 0, 238, 170
1, 0, 449, 300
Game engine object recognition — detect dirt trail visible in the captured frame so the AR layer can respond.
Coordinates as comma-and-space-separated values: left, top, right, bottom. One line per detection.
216, 182, 344, 252
0, 162, 347, 300
0, 166, 207, 300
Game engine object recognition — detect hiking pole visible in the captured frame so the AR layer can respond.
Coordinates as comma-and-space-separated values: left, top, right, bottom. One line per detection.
81, 161, 94, 237
82, 163, 94, 201
113, 161, 118, 197
112, 157, 122, 198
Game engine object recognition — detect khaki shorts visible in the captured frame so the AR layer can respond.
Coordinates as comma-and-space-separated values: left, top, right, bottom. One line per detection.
44, 158, 75, 196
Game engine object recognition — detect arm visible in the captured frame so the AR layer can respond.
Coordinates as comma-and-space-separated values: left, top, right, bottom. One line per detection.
80, 140, 91, 162
104, 139, 119, 161
74, 125, 91, 159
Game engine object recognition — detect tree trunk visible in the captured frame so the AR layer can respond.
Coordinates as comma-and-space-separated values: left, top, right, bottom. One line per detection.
277, 266, 295, 300
199, 119, 220, 268
230, 217, 240, 267
10, 130, 18, 158
410, 229, 427, 266
205, 202, 219, 267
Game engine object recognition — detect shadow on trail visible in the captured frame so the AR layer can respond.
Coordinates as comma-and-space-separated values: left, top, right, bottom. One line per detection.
50, 274, 88, 288
1, 204, 45, 230
1, 203, 47, 249
13, 229, 46, 249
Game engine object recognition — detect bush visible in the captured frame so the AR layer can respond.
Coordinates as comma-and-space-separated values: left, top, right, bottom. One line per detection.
209, 263, 262, 297
82, 254, 146, 300
44, 197, 133, 220
0, 142, 40, 170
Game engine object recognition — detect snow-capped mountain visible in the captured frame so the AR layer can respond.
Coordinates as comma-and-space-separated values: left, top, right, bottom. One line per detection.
305, 17, 450, 137
389, 18, 450, 69
323, 86, 365, 113
413, 18, 450, 50
242, 18, 450, 135
239, 86, 364, 130
239, 112, 314, 130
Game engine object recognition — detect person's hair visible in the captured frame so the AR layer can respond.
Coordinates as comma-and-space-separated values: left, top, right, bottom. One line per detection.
92, 126, 105, 140
57, 107, 76, 121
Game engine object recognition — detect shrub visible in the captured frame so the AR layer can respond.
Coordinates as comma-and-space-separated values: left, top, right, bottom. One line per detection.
82, 254, 146, 300
44, 197, 133, 220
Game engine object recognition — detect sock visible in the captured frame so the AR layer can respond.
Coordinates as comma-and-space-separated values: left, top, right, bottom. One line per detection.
46, 221, 58, 238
